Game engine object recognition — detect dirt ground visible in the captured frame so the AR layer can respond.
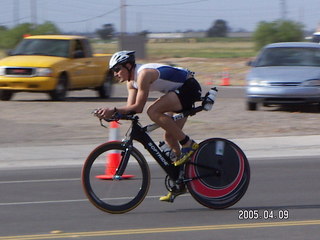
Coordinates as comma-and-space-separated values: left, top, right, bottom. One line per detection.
1, 78, 320, 148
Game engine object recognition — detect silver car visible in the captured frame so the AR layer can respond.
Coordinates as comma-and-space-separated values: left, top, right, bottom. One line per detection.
246, 42, 320, 110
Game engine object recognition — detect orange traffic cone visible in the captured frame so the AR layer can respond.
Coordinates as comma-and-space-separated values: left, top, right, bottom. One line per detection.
205, 80, 214, 85
220, 68, 231, 86
96, 121, 134, 180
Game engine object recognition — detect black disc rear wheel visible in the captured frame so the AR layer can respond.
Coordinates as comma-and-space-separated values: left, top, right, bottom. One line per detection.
185, 138, 250, 209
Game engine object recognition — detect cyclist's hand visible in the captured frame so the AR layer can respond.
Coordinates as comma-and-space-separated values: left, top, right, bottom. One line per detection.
94, 108, 114, 120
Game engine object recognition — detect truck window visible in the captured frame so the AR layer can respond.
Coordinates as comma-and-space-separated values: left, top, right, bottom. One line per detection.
74, 40, 86, 58
12, 39, 70, 57
73, 39, 92, 58
81, 39, 93, 57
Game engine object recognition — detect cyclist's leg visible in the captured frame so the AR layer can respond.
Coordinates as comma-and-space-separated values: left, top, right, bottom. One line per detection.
147, 89, 199, 166
171, 78, 201, 166
147, 93, 190, 202
164, 114, 188, 157
147, 92, 188, 145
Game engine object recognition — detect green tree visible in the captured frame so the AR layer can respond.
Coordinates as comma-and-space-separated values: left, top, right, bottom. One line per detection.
0, 25, 7, 31
32, 21, 60, 35
207, 19, 229, 37
253, 20, 304, 50
96, 24, 115, 40
3, 23, 34, 48
0, 22, 60, 49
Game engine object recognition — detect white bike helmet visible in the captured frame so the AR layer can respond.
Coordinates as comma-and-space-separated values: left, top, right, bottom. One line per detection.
109, 50, 135, 70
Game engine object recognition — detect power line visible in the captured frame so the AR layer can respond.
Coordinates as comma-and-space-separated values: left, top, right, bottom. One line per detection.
0, 17, 29, 25
46, 0, 208, 25
128, 0, 208, 7
50, 6, 120, 24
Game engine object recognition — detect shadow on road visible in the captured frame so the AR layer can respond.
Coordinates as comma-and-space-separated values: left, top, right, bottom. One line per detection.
10, 96, 159, 103
264, 104, 320, 114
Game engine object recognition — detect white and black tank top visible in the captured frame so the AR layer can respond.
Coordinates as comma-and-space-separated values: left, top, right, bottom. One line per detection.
132, 63, 192, 93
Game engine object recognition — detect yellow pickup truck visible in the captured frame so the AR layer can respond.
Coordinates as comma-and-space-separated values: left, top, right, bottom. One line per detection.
0, 35, 113, 100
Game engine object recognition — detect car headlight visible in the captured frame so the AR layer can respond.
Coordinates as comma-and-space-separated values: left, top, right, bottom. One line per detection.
301, 79, 320, 86
248, 79, 270, 86
35, 68, 53, 77
0, 67, 5, 76
247, 79, 261, 86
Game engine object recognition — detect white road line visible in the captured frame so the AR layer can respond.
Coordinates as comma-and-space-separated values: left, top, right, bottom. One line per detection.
0, 195, 189, 206
0, 178, 80, 184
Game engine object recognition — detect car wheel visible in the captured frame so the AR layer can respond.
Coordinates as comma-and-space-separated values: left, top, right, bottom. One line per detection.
0, 90, 14, 101
97, 72, 113, 99
247, 101, 257, 111
49, 74, 68, 101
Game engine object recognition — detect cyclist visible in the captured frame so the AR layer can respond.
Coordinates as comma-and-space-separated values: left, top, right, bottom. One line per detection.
95, 50, 202, 202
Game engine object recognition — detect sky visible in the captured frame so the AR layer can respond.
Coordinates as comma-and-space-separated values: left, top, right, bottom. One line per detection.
0, 0, 320, 34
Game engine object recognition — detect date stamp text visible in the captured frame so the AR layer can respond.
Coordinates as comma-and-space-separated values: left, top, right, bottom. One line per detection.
238, 209, 289, 220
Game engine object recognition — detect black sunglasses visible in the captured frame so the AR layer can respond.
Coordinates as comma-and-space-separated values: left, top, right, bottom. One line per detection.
112, 65, 122, 73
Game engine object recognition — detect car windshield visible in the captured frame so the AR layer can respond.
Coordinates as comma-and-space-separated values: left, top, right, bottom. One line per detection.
11, 39, 70, 57
255, 47, 320, 67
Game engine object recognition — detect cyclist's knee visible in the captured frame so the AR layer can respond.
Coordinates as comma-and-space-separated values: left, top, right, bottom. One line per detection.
146, 106, 156, 121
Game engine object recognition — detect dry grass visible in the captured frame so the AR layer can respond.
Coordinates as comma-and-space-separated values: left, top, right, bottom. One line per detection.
147, 41, 255, 58
154, 57, 250, 86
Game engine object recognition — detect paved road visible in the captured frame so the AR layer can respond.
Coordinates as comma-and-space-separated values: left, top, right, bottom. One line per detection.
0, 157, 320, 240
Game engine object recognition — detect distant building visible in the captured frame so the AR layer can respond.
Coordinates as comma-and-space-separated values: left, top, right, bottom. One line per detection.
147, 31, 252, 39
147, 32, 206, 39
227, 32, 252, 38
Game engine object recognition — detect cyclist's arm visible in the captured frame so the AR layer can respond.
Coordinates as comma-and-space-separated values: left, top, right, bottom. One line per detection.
117, 69, 158, 114
126, 81, 137, 106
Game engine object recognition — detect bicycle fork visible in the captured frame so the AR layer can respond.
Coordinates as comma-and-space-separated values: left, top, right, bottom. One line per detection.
113, 141, 132, 180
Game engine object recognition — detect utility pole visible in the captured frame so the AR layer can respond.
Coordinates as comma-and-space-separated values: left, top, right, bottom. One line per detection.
120, 0, 126, 35
280, 0, 287, 20
30, 0, 37, 27
14, 0, 19, 26
136, 12, 141, 33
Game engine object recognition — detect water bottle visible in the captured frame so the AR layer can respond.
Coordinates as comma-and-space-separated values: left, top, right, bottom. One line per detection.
203, 88, 218, 111
158, 141, 177, 161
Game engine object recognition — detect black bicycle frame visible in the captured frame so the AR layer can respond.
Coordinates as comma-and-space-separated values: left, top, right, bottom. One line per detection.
116, 118, 180, 181
136, 121, 181, 180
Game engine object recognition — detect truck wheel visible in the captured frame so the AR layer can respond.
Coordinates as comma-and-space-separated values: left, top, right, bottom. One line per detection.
0, 90, 14, 101
247, 101, 257, 111
97, 73, 113, 99
49, 74, 68, 101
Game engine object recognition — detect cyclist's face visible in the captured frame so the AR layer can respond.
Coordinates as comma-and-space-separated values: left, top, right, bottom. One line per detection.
113, 64, 131, 83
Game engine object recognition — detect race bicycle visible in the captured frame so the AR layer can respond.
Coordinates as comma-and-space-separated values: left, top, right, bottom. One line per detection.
81, 87, 250, 214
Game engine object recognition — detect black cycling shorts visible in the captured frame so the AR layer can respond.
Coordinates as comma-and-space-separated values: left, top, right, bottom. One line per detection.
174, 78, 202, 111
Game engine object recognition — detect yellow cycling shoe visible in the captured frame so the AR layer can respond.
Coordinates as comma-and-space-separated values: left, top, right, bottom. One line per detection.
173, 140, 199, 166
159, 186, 187, 203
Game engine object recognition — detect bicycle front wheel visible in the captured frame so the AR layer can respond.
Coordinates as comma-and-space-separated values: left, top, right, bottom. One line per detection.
82, 141, 150, 214
185, 138, 250, 209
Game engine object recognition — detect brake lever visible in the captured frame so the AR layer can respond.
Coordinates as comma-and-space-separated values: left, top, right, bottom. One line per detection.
99, 119, 108, 128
